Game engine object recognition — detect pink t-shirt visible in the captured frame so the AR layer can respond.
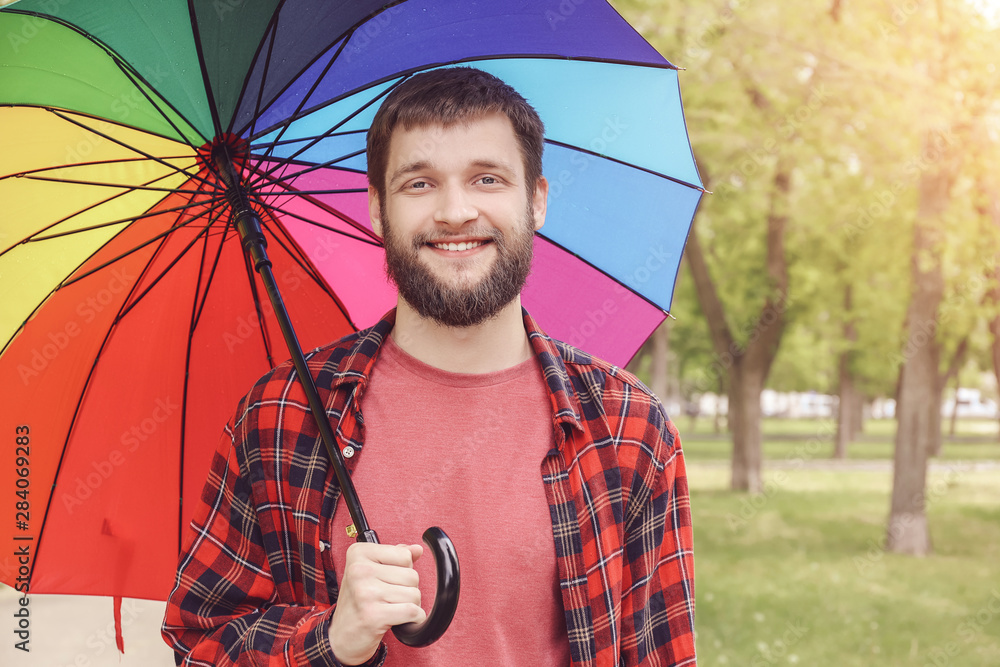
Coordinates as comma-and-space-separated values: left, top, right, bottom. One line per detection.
328, 334, 570, 666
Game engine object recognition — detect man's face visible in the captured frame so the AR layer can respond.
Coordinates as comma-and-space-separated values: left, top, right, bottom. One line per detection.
369, 112, 547, 327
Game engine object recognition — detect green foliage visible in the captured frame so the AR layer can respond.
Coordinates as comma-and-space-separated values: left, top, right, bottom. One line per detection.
614, 0, 1000, 401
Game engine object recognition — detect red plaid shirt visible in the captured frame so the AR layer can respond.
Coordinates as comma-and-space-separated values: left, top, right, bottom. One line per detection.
162, 309, 696, 666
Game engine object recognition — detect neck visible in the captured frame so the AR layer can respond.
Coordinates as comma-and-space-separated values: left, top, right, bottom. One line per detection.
391, 297, 533, 373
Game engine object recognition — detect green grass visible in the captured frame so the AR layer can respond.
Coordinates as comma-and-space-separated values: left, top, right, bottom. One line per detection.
682, 416, 1000, 439
678, 417, 1000, 463
681, 438, 1000, 463
688, 463, 1000, 666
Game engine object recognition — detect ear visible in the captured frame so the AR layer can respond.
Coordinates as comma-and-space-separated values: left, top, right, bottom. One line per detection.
530, 176, 548, 232
368, 185, 383, 238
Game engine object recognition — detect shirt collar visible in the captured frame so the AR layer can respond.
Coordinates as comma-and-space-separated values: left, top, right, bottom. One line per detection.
326, 307, 585, 435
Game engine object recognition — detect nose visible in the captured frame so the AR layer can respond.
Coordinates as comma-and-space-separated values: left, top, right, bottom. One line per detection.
433, 184, 477, 227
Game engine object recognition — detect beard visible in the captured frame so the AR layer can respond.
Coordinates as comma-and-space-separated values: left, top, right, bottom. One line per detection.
380, 204, 536, 328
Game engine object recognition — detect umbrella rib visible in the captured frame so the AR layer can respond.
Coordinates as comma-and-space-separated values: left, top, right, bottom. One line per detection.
175, 197, 233, 562
251, 127, 366, 148
248, 81, 398, 181
249, 150, 365, 180
249, 167, 381, 246
2, 155, 198, 181
247, 148, 368, 192
536, 233, 669, 315
255, 29, 355, 164
186, 0, 224, 139
231, 1, 411, 139
245, 53, 679, 144
0, 184, 197, 353
233, 2, 285, 140
2, 168, 216, 256
48, 109, 215, 188
115, 209, 220, 322
250, 195, 359, 332
250, 128, 366, 151
59, 197, 224, 290
25, 195, 226, 247
544, 138, 707, 193
249, 193, 382, 248
188, 201, 234, 332
461, 52, 680, 71
256, 188, 368, 196
243, 151, 366, 175
2, 9, 207, 147
6, 105, 204, 170
21, 174, 222, 195
110, 52, 203, 151
27, 189, 205, 579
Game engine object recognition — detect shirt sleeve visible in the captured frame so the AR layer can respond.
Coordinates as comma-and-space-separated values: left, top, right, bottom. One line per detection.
161, 419, 387, 667
621, 414, 697, 666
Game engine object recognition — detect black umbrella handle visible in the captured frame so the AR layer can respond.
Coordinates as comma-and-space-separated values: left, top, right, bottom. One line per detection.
359, 526, 461, 647
215, 146, 460, 648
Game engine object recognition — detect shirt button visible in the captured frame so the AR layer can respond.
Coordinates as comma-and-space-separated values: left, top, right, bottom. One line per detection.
342, 446, 355, 459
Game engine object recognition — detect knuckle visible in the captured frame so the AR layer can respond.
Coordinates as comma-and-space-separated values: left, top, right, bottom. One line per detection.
344, 560, 374, 583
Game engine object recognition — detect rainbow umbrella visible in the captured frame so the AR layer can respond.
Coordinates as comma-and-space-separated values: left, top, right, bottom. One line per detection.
0, 0, 703, 606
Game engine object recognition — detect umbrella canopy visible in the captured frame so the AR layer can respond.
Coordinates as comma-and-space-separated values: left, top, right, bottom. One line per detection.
0, 0, 703, 601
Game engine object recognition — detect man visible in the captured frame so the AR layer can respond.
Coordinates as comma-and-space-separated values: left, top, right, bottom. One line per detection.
163, 67, 696, 666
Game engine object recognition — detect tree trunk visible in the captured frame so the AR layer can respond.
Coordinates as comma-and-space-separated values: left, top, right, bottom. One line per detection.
714, 374, 725, 435
851, 393, 864, 439
651, 324, 669, 403
835, 284, 857, 459
729, 360, 765, 492
932, 335, 968, 456
887, 136, 952, 556
987, 193, 1000, 442
948, 371, 960, 438
927, 381, 944, 459
835, 362, 854, 459
685, 162, 789, 494
990, 282, 1000, 443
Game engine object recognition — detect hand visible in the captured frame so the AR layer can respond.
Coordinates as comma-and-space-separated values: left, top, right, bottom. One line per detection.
329, 542, 426, 665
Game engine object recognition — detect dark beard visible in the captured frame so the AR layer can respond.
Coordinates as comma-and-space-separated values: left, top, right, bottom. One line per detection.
381, 208, 535, 328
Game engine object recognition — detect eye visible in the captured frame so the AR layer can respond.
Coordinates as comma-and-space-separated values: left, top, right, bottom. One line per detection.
479, 176, 498, 185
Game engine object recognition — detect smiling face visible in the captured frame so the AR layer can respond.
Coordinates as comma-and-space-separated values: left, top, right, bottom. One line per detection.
370, 112, 547, 327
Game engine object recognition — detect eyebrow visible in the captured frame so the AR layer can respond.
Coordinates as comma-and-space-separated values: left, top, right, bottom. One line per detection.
388, 160, 431, 188
387, 158, 518, 188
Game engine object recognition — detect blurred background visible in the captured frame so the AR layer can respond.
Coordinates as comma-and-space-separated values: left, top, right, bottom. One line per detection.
614, 0, 1000, 665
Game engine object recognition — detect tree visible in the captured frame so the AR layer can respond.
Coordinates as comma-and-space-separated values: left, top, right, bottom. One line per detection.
881, 0, 1000, 555
615, 0, 887, 491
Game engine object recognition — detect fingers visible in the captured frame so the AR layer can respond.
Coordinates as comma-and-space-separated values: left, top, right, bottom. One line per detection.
344, 557, 420, 592
404, 543, 424, 563
330, 543, 426, 664
347, 542, 422, 567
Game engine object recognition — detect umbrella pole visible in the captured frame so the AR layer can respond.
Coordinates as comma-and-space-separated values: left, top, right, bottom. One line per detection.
212, 147, 459, 647
214, 156, 376, 543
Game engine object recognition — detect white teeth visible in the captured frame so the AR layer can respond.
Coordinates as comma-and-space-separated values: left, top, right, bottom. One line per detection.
432, 240, 484, 251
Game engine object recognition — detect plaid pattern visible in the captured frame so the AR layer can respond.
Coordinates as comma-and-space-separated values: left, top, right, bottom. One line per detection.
162, 309, 696, 666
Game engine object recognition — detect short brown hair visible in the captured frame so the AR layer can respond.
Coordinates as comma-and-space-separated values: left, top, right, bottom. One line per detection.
366, 67, 545, 201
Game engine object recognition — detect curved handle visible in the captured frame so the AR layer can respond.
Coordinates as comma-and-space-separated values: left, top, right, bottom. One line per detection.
391, 526, 460, 647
